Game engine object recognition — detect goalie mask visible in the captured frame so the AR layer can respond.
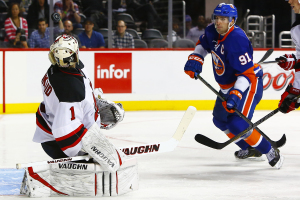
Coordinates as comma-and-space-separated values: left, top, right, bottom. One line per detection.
48, 34, 79, 68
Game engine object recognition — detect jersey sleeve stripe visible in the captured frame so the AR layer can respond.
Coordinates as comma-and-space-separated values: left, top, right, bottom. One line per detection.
60, 128, 87, 151
236, 65, 259, 82
56, 124, 85, 141
55, 124, 87, 151
36, 116, 52, 135
36, 107, 52, 135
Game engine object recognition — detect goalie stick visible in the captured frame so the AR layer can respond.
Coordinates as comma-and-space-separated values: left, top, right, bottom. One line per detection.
195, 75, 286, 150
16, 106, 197, 169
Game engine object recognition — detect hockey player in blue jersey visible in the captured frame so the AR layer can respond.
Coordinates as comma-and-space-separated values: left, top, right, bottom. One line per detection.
184, 3, 284, 168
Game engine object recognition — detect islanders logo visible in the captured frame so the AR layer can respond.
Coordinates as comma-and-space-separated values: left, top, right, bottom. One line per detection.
211, 51, 225, 76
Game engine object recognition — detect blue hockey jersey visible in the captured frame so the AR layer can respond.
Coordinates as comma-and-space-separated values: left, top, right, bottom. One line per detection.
197, 24, 262, 92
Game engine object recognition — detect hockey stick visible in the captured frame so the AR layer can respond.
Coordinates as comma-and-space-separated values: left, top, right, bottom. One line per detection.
257, 49, 274, 64
121, 106, 196, 156
238, 9, 250, 28
195, 75, 286, 149
260, 61, 278, 64
16, 106, 197, 169
195, 108, 285, 149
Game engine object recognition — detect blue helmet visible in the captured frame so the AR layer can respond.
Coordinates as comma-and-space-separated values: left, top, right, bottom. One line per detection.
212, 3, 238, 24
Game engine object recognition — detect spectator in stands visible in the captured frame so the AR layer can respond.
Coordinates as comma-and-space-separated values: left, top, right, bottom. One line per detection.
176, 15, 192, 38
82, 0, 108, 30
28, 18, 63, 48
47, 0, 60, 5
81, 0, 106, 18
4, 3, 28, 48
165, 18, 181, 42
54, 0, 82, 29
185, 15, 192, 35
112, 20, 134, 48
8, 0, 25, 13
113, 0, 163, 29
78, 18, 105, 48
186, 15, 206, 44
27, 0, 50, 29
60, 20, 81, 47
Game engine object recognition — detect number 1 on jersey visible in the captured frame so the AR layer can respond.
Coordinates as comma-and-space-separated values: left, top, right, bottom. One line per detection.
70, 106, 75, 120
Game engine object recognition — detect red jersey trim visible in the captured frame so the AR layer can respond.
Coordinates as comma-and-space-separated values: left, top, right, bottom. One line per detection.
56, 124, 85, 141
58, 68, 83, 76
60, 128, 87, 151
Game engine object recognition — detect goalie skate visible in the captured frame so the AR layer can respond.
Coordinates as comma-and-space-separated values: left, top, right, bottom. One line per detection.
234, 147, 264, 161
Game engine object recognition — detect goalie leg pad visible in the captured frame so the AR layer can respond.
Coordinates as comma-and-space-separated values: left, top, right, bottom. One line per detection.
110, 159, 139, 196
50, 163, 96, 197
20, 159, 138, 197
20, 165, 52, 197
96, 157, 139, 197
81, 122, 122, 173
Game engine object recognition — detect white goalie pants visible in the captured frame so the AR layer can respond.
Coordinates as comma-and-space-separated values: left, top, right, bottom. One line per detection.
20, 158, 138, 197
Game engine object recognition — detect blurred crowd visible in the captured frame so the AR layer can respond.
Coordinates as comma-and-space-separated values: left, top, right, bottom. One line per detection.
0, 0, 210, 48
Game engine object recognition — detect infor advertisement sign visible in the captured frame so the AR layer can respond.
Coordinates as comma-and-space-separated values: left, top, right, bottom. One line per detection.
94, 53, 132, 93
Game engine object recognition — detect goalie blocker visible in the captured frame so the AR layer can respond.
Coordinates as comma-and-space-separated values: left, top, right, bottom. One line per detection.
20, 158, 138, 197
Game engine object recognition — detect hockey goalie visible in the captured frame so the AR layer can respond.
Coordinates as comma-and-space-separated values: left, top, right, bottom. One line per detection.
20, 34, 138, 197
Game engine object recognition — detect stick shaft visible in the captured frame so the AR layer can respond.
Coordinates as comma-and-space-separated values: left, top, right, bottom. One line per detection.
16, 155, 91, 169
17, 106, 196, 169
197, 75, 278, 147
195, 108, 282, 149
261, 61, 277, 64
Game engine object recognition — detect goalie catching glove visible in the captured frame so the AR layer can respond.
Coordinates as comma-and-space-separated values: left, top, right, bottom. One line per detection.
94, 88, 125, 130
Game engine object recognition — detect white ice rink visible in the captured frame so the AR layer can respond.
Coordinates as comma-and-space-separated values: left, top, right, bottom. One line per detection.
1, 110, 300, 199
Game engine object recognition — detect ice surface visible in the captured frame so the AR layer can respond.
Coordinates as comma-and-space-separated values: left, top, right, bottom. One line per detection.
0, 110, 300, 199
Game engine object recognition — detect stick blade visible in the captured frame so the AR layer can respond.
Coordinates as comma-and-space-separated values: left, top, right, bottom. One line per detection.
194, 134, 225, 150
275, 134, 286, 148
258, 49, 274, 63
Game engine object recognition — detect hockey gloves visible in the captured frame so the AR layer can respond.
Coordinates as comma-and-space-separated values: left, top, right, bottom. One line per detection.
222, 89, 243, 113
276, 54, 300, 71
184, 53, 204, 79
278, 84, 300, 113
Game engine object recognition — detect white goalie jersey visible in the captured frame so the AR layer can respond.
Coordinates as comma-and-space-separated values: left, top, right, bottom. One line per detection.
33, 60, 100, 157
291, 18, 300, 89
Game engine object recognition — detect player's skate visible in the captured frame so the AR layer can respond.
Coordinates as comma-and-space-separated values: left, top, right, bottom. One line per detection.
234, 147, 263, 160
266, 147, 284, 169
